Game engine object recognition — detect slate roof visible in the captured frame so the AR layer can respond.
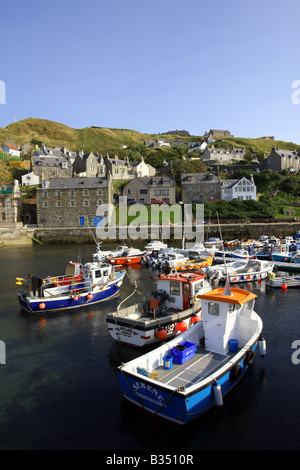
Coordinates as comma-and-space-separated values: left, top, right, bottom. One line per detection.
38, 177, 108, 190
181, 173, 220, 183
32, 156, 70, 167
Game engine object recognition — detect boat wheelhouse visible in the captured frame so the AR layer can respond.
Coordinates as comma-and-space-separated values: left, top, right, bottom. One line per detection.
106, 271, 210, 347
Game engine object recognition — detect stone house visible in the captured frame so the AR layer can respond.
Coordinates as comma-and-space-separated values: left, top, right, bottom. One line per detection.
221, 176, 257, 201
73, 152, 106, 178
20, 142, 34, 156
262, 148, 300, 172
105, 156, 133, 180
31, 155, 73, 180
0, 180, 21, 224
204, 129, 233, 138
181, 173, 221, 203
123, 176, 176, 205
201, 146, 246, 164
33, 144, 77, 161
36, 176, 113, 228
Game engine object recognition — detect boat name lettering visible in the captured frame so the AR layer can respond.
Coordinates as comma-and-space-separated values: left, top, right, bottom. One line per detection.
133, 381, 165, 404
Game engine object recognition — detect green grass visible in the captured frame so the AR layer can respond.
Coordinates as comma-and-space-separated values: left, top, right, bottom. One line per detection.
1, 118, 299, 156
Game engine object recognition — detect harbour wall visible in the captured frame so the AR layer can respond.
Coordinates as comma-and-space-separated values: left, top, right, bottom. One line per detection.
1, 221, 300, 247
17, 221, 300, 245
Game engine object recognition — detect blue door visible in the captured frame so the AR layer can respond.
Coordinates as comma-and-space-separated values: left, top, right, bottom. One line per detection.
79, 216, 85, 226
93, 216, 103, 227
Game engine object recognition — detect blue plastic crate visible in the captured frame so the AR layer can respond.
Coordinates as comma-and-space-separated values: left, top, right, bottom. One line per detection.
171, 341, 197, 364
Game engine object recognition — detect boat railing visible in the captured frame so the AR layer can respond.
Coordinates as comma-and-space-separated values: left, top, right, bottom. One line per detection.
42, 279, 93, 297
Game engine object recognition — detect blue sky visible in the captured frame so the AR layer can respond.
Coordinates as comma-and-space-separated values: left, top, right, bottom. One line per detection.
1, 0, 300, 143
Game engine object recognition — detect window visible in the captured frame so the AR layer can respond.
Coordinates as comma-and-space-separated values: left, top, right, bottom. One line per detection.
70, 189, 75, 197
43, 190, 47, 197
98, 189, 102, 195
70, 200, 75, 207
84, 189, 89, 196
84, 200, 89, 207
170, 281, 180, 296
98, 200, 102, 205
43, 201, 48, 208
56, 201, 61, 207
183, 284, 189, 294
229, 303, 236, 313
139, 189, 148, 194
208, 301, 219, 316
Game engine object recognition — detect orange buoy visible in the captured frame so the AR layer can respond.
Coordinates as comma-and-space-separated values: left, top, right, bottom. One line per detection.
87, 293, 93, 299
73, 296, 79, 301
39, 303, 46, 310
191, 314, 200, 324
282, 283, 288, 291
176, 321, 187, 333
156, 328, 167, 340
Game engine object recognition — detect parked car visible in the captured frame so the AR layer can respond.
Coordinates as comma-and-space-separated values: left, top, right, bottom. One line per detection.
151, 199, 167, 204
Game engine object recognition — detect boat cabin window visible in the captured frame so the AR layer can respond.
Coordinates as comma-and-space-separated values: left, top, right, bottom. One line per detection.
244, 299, 255, 311
229, 303, 236, 313
103, 270, 109, 277
183, 283, 190, 294
208, 301, 219, 316
95, 270, 102, 278
170, 281, 180, 296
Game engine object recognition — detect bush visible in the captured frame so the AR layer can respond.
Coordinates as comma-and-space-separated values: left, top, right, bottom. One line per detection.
203, 199, 275, 219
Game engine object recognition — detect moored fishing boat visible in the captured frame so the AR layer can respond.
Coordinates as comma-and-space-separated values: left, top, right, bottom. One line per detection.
16, 262, 125, 314
144, 240, 168, 252
271, 244, 294, 263
106, 271, 210, 347
206, 259, 274, 283
108, 247, 145, 266
118, 281, 266, 424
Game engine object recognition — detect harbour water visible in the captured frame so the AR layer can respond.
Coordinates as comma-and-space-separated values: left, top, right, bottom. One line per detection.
0, 243, 299, 451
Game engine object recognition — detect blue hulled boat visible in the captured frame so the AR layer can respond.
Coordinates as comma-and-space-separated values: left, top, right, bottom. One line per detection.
118, 281, 266, 424
17, 261, 125, 314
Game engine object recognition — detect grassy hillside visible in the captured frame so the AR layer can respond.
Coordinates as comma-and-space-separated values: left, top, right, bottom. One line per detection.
1, 117, 299, 155
0, 118, 155, 153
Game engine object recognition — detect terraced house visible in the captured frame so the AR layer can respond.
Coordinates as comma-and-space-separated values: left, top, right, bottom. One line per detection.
181, 173, 221, 203
123, 176, 176, 204
36, 176, 113, 228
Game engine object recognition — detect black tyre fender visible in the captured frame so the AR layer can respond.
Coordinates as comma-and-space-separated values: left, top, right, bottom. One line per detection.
244, 349, 255, 367
229, 363, 242, 381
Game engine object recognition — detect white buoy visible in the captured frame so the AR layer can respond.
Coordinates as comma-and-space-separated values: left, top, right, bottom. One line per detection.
213, 381, 223, 406
258, 335, 266, 357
